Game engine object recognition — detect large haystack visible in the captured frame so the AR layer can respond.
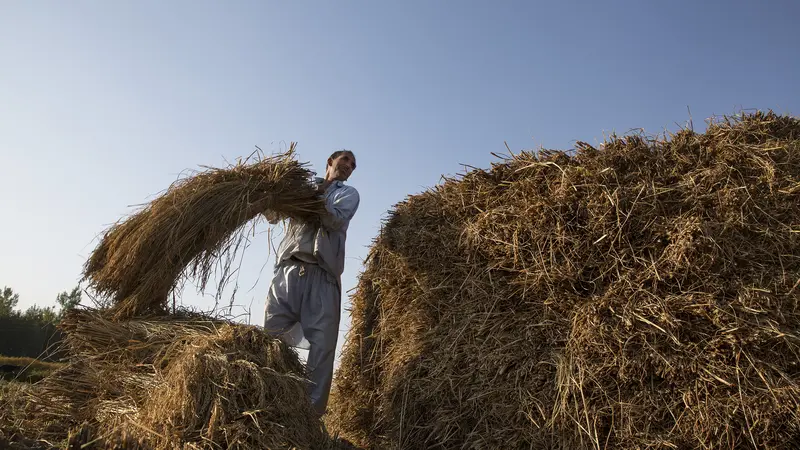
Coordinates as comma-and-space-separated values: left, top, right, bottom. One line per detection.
329, 111, 800, 449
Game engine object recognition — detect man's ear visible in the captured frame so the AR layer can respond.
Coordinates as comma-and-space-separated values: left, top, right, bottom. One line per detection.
327, 157, 333, 167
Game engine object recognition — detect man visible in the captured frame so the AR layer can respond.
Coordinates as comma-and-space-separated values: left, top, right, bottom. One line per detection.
264, 149, 359, 416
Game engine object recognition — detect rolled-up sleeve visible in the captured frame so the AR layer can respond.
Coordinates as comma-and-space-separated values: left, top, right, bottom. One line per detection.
320, 186, 360, 231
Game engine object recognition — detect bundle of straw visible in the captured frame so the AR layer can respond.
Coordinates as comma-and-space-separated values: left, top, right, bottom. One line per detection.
24, 309, 336, 449
328, 111, 800, 449
84, 146, 325, 319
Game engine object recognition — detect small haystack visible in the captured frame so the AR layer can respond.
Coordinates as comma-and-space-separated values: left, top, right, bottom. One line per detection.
24, 309, 332, 449
84, 147, 325, 320
329, 111, 800, 449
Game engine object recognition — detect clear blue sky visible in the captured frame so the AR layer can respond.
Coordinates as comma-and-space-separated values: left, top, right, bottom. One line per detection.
1, 1, 798, 361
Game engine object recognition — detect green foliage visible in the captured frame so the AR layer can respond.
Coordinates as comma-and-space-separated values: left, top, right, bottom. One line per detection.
55, 287, 81, 318
22, 304, 58, 324
0, 287, 19, 317
0, 285, 82, 324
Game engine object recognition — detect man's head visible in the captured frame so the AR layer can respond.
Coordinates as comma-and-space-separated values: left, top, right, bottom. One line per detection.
325, 150, 356, 182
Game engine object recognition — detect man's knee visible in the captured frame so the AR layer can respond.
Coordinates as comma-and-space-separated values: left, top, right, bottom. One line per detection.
264, 308, 291, 334
303, 321, 339, 351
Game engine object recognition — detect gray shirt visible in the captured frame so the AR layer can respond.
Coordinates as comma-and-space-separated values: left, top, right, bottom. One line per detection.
275, 177, 360, 285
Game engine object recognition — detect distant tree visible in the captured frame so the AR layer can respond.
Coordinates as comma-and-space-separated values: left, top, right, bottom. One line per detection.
22, 304, 58, 324
56, 286, 82, 318
0, 286, 19, 317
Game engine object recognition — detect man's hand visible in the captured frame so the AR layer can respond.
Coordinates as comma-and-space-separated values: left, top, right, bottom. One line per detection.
317, 179, 332, 195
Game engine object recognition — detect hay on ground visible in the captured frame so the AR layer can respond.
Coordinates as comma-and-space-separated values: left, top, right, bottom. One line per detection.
1, 380, 35, 448
328, 111, 800, 449
83, 146, 325, 320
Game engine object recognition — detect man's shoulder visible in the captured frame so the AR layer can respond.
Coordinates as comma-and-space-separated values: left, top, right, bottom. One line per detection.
335, 182, 359, 196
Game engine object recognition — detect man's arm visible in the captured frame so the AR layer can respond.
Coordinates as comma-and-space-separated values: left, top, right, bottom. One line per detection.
320, 186, 360, 231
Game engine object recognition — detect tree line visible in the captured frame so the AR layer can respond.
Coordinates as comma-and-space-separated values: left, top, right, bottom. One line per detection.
0, 285, 81, 324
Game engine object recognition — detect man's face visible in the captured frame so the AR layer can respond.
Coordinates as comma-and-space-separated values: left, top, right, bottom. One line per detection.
327, 152, 356, 181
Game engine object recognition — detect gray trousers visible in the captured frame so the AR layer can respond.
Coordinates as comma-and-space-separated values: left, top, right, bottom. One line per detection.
264, 259, 340, 416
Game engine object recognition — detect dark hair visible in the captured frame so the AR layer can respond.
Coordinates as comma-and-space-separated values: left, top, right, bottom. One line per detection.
328, 150, 356, 169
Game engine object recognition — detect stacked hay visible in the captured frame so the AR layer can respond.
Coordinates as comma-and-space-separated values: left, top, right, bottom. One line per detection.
4, 149, 344, 449
329, 111, 800, 449
25, 310, 330, 449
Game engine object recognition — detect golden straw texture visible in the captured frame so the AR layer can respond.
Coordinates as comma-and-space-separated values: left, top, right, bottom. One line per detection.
84, 147, 325, 320
24, 309, 338, 449
329, 111, 800, 449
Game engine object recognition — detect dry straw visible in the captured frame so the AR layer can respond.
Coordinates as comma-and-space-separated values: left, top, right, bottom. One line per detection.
329, 111, 800, 449
23, 309, 334, 449
83, 145, 325, 319
1, 381, 34, 447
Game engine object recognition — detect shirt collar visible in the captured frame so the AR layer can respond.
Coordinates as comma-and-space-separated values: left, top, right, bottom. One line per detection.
315, 177, 344, 188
